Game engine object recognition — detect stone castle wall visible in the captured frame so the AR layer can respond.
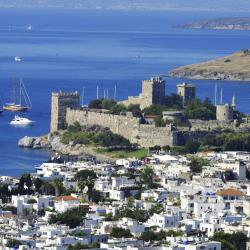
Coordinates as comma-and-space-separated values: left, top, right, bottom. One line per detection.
65, 108, 177, 147
189, 119, 234, 131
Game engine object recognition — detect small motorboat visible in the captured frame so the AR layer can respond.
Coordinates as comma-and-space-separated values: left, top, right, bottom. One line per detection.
10, 115, 34, 126
14, 56, 22, 62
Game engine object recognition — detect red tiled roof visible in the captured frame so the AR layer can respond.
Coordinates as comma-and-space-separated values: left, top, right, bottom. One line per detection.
1, 214, 16, 218
55, 195, 78, 201
217, 188, 244, 196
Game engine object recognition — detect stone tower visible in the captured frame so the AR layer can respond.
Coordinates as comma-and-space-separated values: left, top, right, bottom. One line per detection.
177, 82, 196, 105
119, 76, 166, 109
142, 76, 165, 106
216, 104, 233, 122
50, 91, 80, 133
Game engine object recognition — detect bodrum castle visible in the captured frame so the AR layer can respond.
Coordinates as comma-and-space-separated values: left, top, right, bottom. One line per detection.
50, 76, 240, 148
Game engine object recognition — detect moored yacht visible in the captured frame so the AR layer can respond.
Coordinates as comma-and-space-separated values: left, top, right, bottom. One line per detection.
10, 115, 34, 126
3, 79, 32, 112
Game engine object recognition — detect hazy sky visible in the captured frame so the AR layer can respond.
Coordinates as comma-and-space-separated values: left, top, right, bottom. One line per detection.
1, 0, 250, 12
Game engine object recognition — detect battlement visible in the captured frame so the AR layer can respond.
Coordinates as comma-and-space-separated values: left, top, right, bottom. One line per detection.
52, 91, 80, 97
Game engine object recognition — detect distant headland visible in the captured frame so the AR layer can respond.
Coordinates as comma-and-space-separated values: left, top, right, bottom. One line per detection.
169, 49, 250, 81
177, 17, 250, 30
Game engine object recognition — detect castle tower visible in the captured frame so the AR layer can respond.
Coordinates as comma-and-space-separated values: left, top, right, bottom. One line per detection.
141, 76, 165, 108
50, 91, 80, 133
232, 95, 236, 111
216, 104, 233, 122
177, 82, 196, 106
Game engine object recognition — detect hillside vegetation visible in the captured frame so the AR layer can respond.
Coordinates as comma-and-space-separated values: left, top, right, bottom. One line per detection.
169, 50, 250, 81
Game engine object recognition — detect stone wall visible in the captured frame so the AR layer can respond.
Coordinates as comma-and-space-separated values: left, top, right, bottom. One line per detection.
66, 108, 177, 147
189, 119, 234, 131
137, 124, 178, 147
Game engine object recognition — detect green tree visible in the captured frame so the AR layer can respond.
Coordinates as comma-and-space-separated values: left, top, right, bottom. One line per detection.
155, 116, 167, 127
109, 103, 127, 114
188, 156, 210, 173
110, 227, 133, 238
75, 170, 97, 201
143, 104, 169, 116
41, 181, 55, 195
52, 178, 64, 196
102, 99, 117, 110
149, 203, 164, 215
68, 122, 81, 133
18, 173, 33, 194
88, 99, 102, 109
6, 239, 22, 248
184, 98, 216, 120
114, 207, 149, 223
212, 231, 248, 250
33, 178, 43, 193
49, 207, 87, 228
185, 140, 201, 153
140, 166, 154, 188
127, 104, 142, 117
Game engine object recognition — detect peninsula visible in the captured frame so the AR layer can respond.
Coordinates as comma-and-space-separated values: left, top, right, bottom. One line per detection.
169, 49, 250, 81
178, 17, 250, 30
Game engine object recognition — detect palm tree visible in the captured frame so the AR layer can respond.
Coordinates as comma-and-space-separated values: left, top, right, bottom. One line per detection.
77, 176, 95, 201
77, 177, 86, 193
52, 178, 63, 196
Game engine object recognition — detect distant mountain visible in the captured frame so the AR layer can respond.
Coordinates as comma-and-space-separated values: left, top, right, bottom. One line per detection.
1, 0, 250, 11
178, 17, 250, 30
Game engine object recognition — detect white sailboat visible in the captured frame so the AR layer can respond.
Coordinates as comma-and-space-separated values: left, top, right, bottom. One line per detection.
3, 79, 32, 112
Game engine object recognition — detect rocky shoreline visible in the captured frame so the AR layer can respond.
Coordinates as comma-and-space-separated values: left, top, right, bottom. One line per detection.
18, 134, 116, 163
169, 69, 250, 81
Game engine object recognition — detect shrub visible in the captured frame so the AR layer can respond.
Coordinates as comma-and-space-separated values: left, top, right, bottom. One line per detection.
49, 207, 87, 228
184, 98, 216, 120
110, 227, 133, 238
6, 239, 22, 248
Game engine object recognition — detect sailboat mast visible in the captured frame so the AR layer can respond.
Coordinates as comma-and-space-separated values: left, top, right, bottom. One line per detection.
13, 79, 16, 104
114, 84, 117, 100
20, 79, 32, 108
81, 87, 85, 106
19, 80, 22, 105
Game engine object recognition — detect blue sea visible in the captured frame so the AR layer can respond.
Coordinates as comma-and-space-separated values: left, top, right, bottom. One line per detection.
1, 8, 250, 175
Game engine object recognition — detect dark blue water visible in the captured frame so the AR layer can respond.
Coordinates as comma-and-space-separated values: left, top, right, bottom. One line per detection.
1, 8, 250, 175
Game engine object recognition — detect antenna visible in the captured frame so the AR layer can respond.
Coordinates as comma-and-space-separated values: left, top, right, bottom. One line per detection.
114, 84, 117, 100
96, 85, 99, 99
220, 88, 223, 105
214, 84, 217, 105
